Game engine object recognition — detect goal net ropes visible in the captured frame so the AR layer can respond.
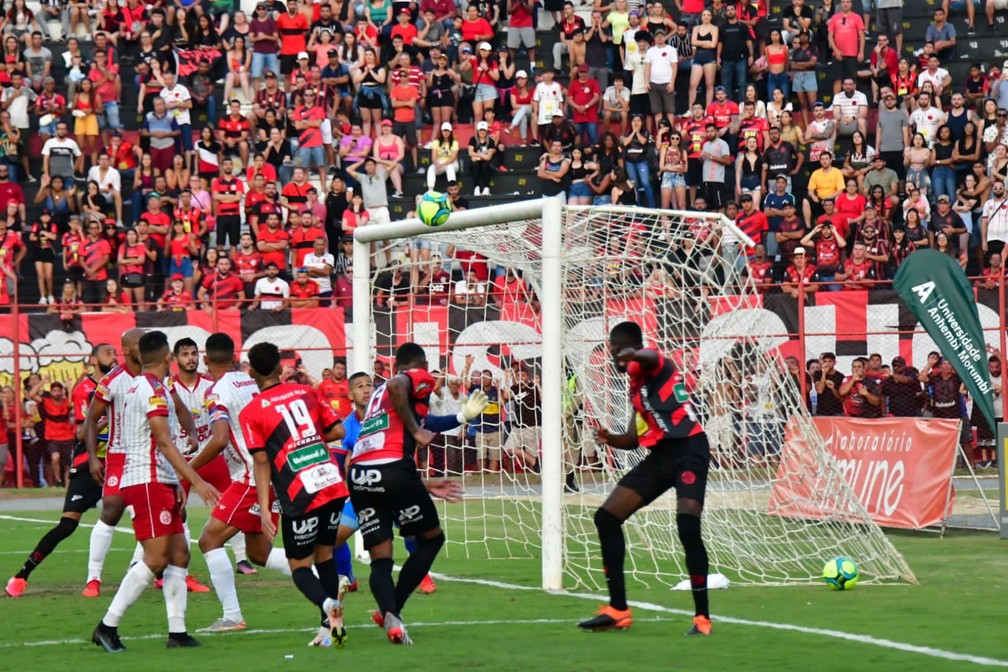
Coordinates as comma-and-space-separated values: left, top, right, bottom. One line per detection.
353, 201, 916, 588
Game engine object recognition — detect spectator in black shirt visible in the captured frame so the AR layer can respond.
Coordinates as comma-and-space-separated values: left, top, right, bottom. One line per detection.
541, 112, 578, 152
814, 351, 846, 416
881, 356, 925, 417
717, 5, 754, 104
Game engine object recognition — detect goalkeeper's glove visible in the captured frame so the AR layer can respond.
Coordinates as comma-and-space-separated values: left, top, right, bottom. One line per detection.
457, 389, 489, 424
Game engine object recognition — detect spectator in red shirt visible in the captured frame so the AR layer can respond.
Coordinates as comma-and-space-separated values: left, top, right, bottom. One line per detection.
217, 99, 251, 168
290, 212, 326, 268
826, 0, 865, 95
291, 88, 327, 185
318, 358, 351, 417
211, 157, 245, 250
837, 240, 876, 290
29, 380, 74, 487
198, 255, 246, 311
157, 274, 192, 311
567, 64, 600, 146
256, 210, 291, 273
232, 232, 264, 296
277, 3, 309, 75
80, 219, 111, 307
288, 267, 320, 307
840, 357, 882, 418
781, 246, 819, 298
746, 243, 774, 292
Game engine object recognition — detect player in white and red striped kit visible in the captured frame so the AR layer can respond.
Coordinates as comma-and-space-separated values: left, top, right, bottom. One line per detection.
188, 333, 294, 633
91, 330, 222, 653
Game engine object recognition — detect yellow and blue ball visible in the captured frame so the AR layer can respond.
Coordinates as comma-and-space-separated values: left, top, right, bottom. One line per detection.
417, 191, 452, 227
823, 556, 859, 590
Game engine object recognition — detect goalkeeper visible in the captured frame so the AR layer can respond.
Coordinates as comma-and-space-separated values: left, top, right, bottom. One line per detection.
346, 343, 489, 645
580, 321, 712, 636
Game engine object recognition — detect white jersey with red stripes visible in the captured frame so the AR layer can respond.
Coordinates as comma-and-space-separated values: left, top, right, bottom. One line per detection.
93, 365, 136, 456
120, 373, 180, 488
171, 373, 215, 456
205, 371, 259, 483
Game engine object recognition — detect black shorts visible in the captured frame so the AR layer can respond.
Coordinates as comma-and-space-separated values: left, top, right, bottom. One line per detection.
687, 157, 703, 187
834, 56, 860, 83
279, 53, 298, 75
63, 466, 103, 514
704, 182, 730, 210
34, 248, 56, 264
629, 92, 651, 117
347, 458, 440, 548
617, 433, 710, 506
47, 439, 73, 466
280, 498, 345, 560
392, 120, 418, 148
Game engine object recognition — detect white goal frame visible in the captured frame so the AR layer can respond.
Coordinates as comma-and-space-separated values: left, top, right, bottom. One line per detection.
351, 198, 754, 591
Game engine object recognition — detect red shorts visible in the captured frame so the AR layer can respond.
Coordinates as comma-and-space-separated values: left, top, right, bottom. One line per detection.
102, 452, 125, 498
211, 481, 279, 534
181, 453, 232, 497
122, 482, 184, 541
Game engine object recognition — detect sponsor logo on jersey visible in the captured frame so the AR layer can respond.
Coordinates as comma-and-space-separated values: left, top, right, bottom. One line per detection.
286, 444, 330, 472
360, 414, 389, 435
673, 382, 689, 404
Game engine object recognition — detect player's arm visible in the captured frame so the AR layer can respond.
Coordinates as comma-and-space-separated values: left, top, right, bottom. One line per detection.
424, 388, 490, 433
188, 418, 229, 472
614, 347, 660, 372
251, 449, 277, 540
323, 419, 346, 442
170, 388, 200, 453
83, 395, 111, 484
149, 414, 220, 506
595, 408, 639, 451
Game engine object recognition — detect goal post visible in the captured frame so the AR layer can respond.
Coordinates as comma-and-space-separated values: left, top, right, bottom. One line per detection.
352, 197, 567, 589
352, 201, 917, 591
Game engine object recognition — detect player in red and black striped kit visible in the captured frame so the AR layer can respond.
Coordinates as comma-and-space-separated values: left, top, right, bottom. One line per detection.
579, 321, 713, 636
5, 343, 118, 597
240, 342, 352, 648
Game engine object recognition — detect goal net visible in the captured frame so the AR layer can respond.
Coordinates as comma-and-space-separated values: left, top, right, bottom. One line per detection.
352, 200, 916, 589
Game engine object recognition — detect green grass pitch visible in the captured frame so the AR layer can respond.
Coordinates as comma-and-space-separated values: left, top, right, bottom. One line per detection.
0, 504, 1006, 672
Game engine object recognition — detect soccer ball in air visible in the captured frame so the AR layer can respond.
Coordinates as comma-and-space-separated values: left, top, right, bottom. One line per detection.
823, 556, 860, 590
417, 191, 452, 227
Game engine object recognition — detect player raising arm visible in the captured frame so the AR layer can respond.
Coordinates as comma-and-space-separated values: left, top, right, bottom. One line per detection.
347, 342, 488, 645
241, 342, 352, 649
5, 343, 117, 597
92, 330, 221, 654
579, 321, 712, 636
188, 333, 295, 633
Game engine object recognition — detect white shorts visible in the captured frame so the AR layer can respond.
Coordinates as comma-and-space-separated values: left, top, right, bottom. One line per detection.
504, 426, 541, 456
367, 205, 391, 226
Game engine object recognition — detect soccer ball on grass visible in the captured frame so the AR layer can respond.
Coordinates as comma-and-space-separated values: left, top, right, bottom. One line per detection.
823, 556, 859, 590
417, 191, 452, 227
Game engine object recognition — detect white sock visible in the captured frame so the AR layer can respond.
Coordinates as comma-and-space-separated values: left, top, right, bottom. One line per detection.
204, 548, 243, 622
230, 533, 248, 564
265, 548, 292, 577
162, 564, 189, 634
130, 541, 145, 567
103, 561, 154, 627
87, 520, 116, 583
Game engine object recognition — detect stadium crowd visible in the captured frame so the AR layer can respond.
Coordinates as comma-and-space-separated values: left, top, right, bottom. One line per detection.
1, 0, 1007, 484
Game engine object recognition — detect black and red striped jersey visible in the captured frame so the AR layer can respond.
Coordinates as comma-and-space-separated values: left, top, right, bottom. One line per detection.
240, 383, 347, 517
627, 350, 704, 446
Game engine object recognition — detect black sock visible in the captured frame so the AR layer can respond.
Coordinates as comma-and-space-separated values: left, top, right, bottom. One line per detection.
292, 566, 330, 611
394, 533, 444, 613
368, 557, 397, 617
315, 561, 341, 621
16, 516, 79, 580
677, 513, 709, 618
594, 508, 627, 611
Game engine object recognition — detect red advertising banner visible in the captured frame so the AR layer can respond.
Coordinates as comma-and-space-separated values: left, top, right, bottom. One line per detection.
769, 417, 959, 530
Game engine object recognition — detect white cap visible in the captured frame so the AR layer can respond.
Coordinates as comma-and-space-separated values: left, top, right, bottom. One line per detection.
297, 51, 309, 60
441, 121, 453, 131
516, 69, 528, 79
478, 41, 492, 51
477, 121, 489, 131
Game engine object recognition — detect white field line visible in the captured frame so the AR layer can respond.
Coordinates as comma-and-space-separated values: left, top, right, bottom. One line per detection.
4, 514, 1008, 667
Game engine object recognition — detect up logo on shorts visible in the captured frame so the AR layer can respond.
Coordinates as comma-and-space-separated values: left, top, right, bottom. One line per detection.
159, 510, 173, 525
397, 505, 422, 525
351, 469, 382, 487
292, 516, 319, 536
357, 507, 377, 523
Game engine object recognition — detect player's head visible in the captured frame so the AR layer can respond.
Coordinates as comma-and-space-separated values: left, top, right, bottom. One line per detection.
173, 337, 199, 373
348, 371, 373, 409
247, 342, 282, 388
91, 342, 117, 375
394, 342, 427, 371
609, 321, 643, 372
121, 328, 146, 371
204, 333, 236, 367
138, 330, 171, 374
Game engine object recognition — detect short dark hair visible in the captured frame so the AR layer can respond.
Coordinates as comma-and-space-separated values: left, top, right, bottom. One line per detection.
173, 337, 198, 357
609, 321, 643, 348
333, 357, 347, 367
139, 331, 169, 364
395, 342, 426, 369
91, 342, 113, 357
248, 342, 281, 377
348, 371, 371, 385
205, 333, 236, 364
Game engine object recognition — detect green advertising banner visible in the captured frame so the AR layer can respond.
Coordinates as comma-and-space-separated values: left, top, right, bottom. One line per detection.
893, 249, 997, 431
